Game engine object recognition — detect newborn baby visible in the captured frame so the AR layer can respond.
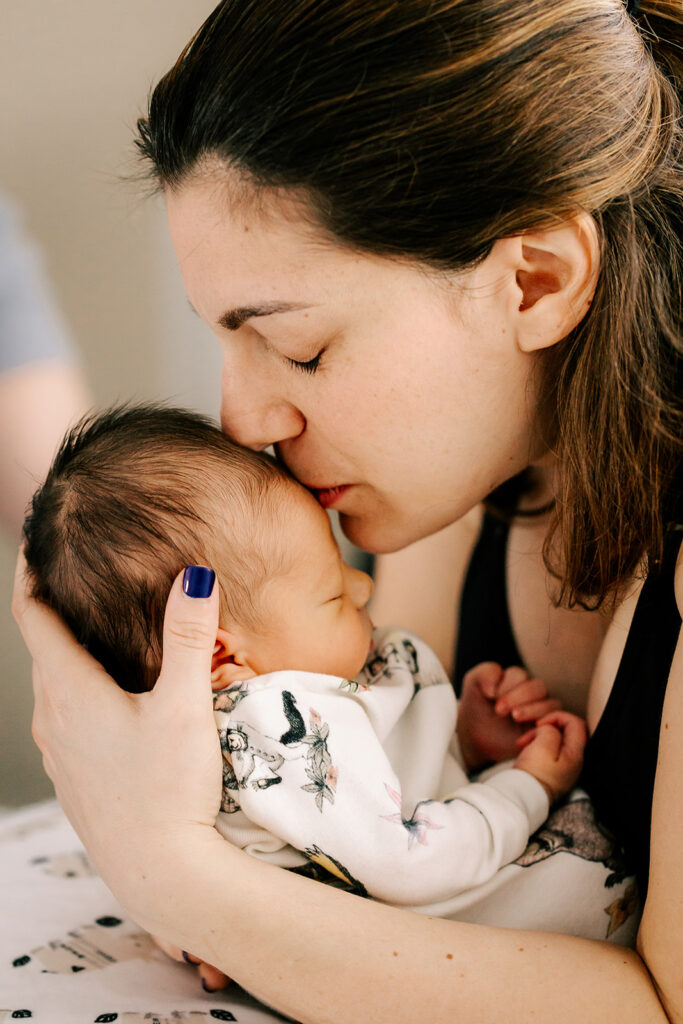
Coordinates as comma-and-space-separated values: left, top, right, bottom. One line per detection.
23, 405, 585, 913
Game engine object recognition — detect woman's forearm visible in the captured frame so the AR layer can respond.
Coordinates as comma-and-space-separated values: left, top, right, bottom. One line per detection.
138, 830, 668, 1024
16, 563, 677, 1023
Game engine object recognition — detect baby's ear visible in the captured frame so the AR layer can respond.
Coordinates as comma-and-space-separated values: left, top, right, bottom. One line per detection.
211, 627, 258, 690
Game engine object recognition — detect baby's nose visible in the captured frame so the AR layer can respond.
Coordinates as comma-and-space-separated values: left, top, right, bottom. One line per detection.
351, 567, 374, 608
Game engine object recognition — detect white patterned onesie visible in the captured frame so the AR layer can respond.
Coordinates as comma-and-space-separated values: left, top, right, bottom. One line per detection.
213, 627, 550, 909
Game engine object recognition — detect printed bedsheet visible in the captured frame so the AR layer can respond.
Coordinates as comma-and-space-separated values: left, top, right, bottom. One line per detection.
0, 801, 290, 1024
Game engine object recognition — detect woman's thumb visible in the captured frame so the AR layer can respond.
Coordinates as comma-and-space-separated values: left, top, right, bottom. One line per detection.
158, 566, 219, 695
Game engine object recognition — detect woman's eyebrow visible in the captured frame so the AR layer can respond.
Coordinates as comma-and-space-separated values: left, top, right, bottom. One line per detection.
186, 300, 314, 331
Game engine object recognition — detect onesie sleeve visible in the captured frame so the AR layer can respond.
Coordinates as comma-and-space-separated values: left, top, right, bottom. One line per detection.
214, 652, 549, 906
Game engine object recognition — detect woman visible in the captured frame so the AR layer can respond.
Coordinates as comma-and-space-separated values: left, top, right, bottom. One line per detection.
14, 0, 682, 1020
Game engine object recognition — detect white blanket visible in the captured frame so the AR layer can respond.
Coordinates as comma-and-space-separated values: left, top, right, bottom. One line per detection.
0, 801, 289, 1024
0, 788, 641, 1023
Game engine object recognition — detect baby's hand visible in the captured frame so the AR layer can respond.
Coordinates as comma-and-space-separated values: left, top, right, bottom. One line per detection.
514, 711, 587, 804
458, 662, 562, 772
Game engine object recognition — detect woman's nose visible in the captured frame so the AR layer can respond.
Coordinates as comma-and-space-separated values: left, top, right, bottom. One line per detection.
220, 366, 305, 450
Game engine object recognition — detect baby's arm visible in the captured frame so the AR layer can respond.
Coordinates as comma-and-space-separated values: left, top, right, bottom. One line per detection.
216, 673, 583, 907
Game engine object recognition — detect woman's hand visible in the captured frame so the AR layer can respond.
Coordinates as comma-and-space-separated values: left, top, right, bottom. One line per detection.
151, 934, 231, 992
12, 553, 224, 928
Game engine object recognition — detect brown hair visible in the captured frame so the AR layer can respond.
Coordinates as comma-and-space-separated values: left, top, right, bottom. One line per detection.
23, 405, 293, 691
135, 0, 682, 607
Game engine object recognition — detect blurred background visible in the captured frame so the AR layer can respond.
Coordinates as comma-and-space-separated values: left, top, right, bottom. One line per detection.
0, 0, 248, 806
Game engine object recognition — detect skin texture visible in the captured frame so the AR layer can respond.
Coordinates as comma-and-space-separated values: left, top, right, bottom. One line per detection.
14, 178, 683, 1021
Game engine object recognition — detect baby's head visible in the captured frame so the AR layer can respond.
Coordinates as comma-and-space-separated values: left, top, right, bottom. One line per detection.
23, 405, 373, 693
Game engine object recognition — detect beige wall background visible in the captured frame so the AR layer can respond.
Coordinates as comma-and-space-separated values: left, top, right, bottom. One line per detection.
0, 1, 223, 806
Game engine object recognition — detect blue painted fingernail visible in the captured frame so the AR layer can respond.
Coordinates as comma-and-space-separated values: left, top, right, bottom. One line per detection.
182, 950, 193, 964
183, 565, 215, 598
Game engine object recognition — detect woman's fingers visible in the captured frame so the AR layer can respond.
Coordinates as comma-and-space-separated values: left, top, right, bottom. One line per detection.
151, 936, 231, 991
14, 548, 119, 691
15, 548, 129, 776
494, 666, 530, 698
157, 567, 219, 702
14, 549, 88, 668
198, 961, 232, 992
494, 676, 548, 715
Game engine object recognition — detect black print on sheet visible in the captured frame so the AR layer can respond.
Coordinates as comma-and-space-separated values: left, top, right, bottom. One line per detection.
514, 797, 630, 884
514, 797, 639, 938
0, 1012, 33, 1019
29, 849, 95, 878
11, 915, 155, 974
93, 1012, 237, 1022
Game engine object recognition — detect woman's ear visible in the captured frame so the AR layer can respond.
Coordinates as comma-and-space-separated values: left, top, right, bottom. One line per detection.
211, 627, 258, 690
512, 212, 600, 353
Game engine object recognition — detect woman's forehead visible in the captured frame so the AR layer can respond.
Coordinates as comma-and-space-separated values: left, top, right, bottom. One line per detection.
166, 170, 329, 259
165, 175, 427, 315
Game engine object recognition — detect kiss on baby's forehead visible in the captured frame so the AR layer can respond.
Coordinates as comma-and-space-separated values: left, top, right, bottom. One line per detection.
24, 403, 374, 693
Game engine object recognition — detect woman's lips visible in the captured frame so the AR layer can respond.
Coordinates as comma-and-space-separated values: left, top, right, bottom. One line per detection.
314, 485, 352, 509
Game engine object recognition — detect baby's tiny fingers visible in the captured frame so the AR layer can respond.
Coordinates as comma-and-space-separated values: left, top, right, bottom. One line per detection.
557, 715, 588, 758
509, 698, 563, 723
496, 678, 547, 715
535, 709, 576, 726
496, 666, 530, 699
515, 727, 538, 749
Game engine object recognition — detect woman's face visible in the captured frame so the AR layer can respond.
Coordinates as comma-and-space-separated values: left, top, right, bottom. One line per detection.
166, 174, 540, 553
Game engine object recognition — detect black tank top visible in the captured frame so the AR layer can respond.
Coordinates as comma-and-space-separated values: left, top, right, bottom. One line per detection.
454, 512, 523, 694
455, 511, 682, 895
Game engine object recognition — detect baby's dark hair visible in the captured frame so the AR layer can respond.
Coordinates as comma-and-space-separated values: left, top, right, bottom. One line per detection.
23, 404, 294, 692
